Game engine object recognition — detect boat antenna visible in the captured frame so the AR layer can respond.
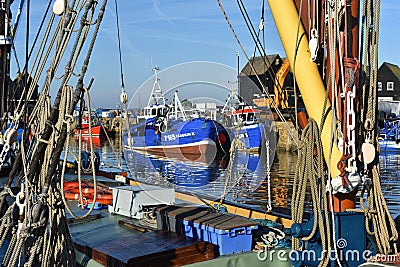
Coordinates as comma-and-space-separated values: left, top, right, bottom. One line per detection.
148, 65, 165, 107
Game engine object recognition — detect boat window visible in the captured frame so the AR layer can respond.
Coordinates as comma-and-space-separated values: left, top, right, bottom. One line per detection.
378, 82, 382, 91
248, 113, 254, 121
157, 108, 167, 117
152, 109, 157, 115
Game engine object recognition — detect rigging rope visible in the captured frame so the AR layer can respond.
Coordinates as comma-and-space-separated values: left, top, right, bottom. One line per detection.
352, 0, 398, 255
0, 1, 109, 265
292, 118, 331, 267
114, 0, 132, 158
216, 0, 298, 146
114, 0, 125, 91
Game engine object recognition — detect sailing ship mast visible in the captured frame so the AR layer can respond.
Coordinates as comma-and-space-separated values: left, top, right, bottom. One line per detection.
0, 1, 12, 128
267, 0, 398, 260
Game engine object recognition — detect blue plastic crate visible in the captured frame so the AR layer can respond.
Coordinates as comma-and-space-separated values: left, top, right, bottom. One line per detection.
182, 220, 202, 239
200, 224, 258, 255
181, 211, 260, 255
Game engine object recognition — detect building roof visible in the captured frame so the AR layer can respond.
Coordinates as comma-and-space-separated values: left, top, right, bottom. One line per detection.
240, 54, 280, 76
382, 62, 400, 81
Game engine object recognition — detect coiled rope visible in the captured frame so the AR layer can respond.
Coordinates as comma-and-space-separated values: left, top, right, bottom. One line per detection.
348, 0, 398, 256
292, 118, 331, 267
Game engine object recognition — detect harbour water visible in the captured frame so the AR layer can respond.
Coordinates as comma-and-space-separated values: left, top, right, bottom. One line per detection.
78, 136, 400, 217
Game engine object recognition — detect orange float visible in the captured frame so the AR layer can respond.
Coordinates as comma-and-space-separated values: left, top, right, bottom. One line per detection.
78, 197, 112, 206
63, 181, 113, 207
68, 187, 96, 195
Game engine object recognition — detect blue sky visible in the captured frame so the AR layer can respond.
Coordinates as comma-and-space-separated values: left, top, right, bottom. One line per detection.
10, 0, 400, 108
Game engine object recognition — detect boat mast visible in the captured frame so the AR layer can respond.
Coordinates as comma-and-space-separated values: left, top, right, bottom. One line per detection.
222, 52, 240, 114
268, 0, 342, 178
172, 91, 187, 121
0, 0, 12, 128
147, 65, 166, 107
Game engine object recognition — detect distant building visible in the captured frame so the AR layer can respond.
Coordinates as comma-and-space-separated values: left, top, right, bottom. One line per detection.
239, 54, 300, 110
377, 62, 400, 101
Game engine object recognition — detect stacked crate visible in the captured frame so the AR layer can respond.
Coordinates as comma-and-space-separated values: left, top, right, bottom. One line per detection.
155, 205, 259, 255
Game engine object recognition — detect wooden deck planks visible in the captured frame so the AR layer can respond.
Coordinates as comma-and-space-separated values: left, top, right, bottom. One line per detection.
74, 230, 214, 267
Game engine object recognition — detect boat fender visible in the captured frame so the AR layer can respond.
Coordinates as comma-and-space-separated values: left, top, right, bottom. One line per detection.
158, 121, 166, 133
81, 151, 90, 170
75, 151, 100, 172
330, 173, 362, 194
218, 133, 227, 145
120, 92, 128, 104
53, 0, 65, 15
94, 151, 100, 172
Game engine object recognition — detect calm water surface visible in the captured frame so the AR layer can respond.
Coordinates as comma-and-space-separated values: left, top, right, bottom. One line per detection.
78, 136, 400, 217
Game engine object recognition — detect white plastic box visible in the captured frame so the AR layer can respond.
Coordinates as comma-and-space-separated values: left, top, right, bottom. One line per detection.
108, 185, 175, 219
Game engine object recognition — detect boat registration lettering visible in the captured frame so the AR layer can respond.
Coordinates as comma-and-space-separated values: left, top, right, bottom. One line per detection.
163, 132, 195, 141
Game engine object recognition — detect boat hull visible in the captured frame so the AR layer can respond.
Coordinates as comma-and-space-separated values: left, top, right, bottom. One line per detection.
128, 139, 218, 162
234, 123, 263, 151
379, 140, 400, 153
74, 125, 105, 137
126, 117, 231, 161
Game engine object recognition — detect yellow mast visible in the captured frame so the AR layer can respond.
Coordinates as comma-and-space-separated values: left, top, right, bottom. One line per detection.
267, 0, 341, 178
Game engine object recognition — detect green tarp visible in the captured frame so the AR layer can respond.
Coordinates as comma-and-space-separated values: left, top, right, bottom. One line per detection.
184, 250, 293, 267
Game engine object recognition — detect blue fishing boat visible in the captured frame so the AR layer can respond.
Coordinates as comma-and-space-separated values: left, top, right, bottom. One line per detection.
378, 119, 400, 153
142, 113, 231, 159
229, 102, 264, 152
222, 87, 264, 152
125, 69, 231, 160
221, 59, 265, 152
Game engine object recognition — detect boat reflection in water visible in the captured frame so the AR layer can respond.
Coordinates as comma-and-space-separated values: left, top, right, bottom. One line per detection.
123, 134, 275, 203
74, 135, 103, 149
148, 153, 229, 188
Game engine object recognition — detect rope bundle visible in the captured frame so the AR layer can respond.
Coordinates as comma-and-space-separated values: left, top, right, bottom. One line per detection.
292, 118, 332, 267
0, 0, 109, 266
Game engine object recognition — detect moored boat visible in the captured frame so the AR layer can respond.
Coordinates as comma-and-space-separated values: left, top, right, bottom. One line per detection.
221, 65, 265, 152
74, 114, 107, 137
228, 102, 264, 152
125, 71, 231, 161
378, 119, 400, 153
